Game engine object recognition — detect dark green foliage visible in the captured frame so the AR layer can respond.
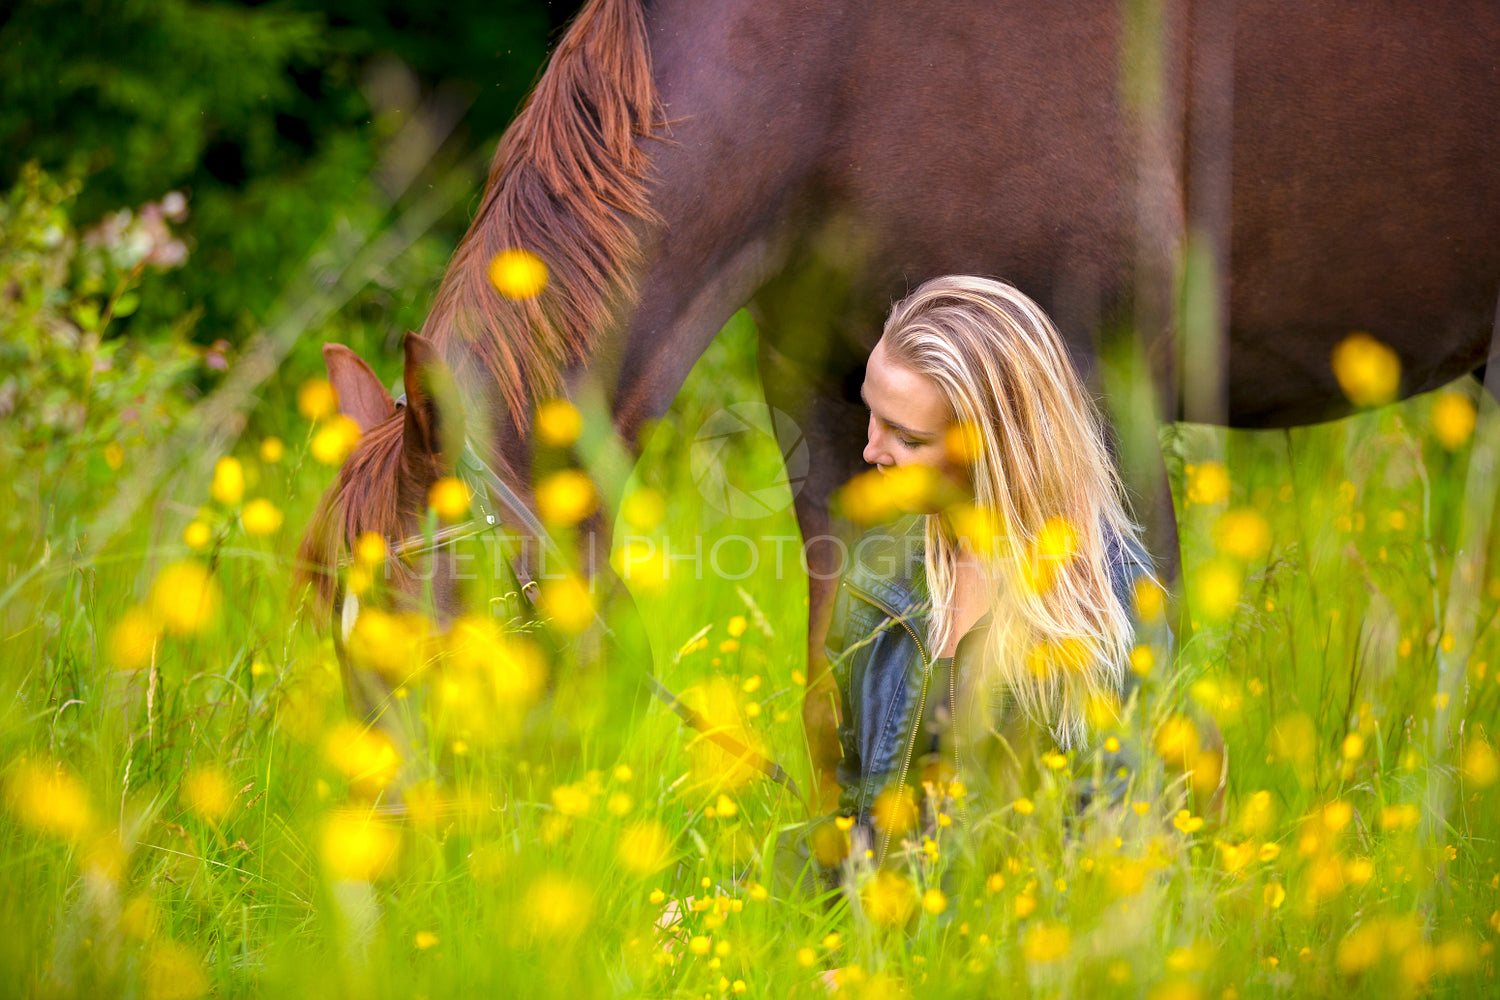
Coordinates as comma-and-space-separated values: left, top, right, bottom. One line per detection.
0, 0, 564, 340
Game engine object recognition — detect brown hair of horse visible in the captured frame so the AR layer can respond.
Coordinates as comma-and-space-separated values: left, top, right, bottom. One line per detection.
298, 0, 660, 620
420, 0, 661, 422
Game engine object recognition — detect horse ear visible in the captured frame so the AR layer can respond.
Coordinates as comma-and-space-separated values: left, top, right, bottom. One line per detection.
401, 332, 465, 468
323, 344, 395, 433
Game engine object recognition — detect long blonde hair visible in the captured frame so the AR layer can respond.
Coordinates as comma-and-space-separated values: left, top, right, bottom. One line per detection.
880, 275, 1139, 748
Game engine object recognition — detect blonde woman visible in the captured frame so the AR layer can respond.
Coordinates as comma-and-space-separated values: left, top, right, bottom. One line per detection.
825, 275, 1167, 863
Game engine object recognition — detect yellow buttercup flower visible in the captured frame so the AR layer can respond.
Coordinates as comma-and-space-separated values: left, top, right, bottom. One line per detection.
320, 810, 401, 881
259, 436, 285, 463
1462, 738, 1498, 787
617, 819, 673, 874
298, 378, 339, 421
322, 722, 403, 797
182, 521, 211, 551
921, 888, 948, 916
524, 873, 595, 940
148, 561, 220, 635
621, 487, 665, 530
241, 498, 283, 536
427, 476, 471, 522
535, 398, 582, 447
1185, 461, 1231, 506
861, 870, 918, 926
5, 759, 92, 843
1023, 921, 1072, 962
142, 939, 209, 1000
354, 531, 388, 567
311, 415, 362, 465
1331, 331, 1401, 407
489, 248, 549, 299
1213, 508, 1272, 562
1193, 559, 1241, 621
109, 606, 160, 669
181, 766, 235, 823
536, 470, 597, 526
211, 456, 244, 505
539, 575, 595, 633
1432, 392, 1477, 450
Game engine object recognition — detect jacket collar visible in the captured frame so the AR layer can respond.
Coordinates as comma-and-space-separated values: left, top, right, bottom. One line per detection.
846, 514, 932, 618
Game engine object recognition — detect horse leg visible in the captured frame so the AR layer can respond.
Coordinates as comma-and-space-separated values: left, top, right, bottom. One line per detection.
754, 333, 868, 806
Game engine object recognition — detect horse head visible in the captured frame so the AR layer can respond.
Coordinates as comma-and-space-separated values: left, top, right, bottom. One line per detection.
297, 333, 473, 641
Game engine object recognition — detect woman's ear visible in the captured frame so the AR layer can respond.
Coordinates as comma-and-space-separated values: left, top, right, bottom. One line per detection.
401, 332, 465, 468
323, 344, 395, 433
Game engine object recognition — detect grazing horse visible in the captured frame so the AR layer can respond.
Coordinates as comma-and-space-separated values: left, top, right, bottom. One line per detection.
300, 0, 1500, 785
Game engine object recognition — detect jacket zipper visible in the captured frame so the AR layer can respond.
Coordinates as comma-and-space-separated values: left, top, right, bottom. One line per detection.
841, 581, 931, 868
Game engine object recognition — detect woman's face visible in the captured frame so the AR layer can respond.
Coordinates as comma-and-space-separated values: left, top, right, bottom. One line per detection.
861, 337, 965, 483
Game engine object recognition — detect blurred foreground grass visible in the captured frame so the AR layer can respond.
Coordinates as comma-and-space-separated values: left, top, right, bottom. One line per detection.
3, 200, 1500, 997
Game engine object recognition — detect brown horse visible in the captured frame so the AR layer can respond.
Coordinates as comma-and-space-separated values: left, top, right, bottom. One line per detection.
300, 0, 1500, 783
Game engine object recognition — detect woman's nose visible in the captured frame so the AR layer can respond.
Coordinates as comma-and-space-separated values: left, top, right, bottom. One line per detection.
863, 420, 886, 468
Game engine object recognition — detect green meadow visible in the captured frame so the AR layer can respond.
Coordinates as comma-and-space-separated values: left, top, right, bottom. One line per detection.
3, 151, 1500, 1000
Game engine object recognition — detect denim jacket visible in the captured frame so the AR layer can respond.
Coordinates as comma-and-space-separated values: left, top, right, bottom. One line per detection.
824, 514, 1165, 862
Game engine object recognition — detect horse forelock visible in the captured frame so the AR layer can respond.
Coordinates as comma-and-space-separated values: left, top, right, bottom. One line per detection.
419, 0, 661, 424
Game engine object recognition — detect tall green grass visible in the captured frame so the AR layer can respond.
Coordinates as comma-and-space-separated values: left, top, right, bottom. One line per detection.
1, 308, 1497, 999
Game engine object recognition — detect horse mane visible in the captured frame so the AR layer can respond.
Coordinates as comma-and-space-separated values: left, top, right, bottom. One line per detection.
298, 0, 660, 618
420, 0, 661, 420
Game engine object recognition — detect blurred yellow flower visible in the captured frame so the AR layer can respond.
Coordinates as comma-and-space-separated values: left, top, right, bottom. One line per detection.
259, 436, 285, 463
427, 476, 471, 522
1432, 392, 1477, 450
110, 606, 159, 669
535, 398, 582, 447
149, 561, 220, 635
311, 415, 361, 465
1023, 921, 1071, 962
1012, 797, 1035, 815
354, 531, 388, 567
1129, 644, 1155, 677
1193, 560, 1241, 621
182, 521, 211, 551
322, 723, 402, 797
320, 810, 401, 881
298, 378, 339, 421
524, 872, 594, 939
181, 765, 235, 823
103, 441, 125, 470
862, 870, 918, 926
489, 248, 548, 299
1323, 800, 1352, 831
1331, 331, 1401, 407
839, 465, 942, 525
618, 819, 673, 874
1154, 715, 1200, 769
143, 939, 208, 1000
241, 498, 283, 536
1341, 732, 1366, 760
538, 575, 595, 634
536, 470, 597, 526
1214, 508, 1272, 562
346, 608, 430, 684
1134, 578, 1164, 620
1263, 882, 1286, 909
414, 931, 439, 950
551, 782, 592, 817
921, 888, 948, 916
621, 487, 665, 530
1013, 894, 1037, 917
1185, 462, 1231, 506
1462, 738, 1499, 787
211, 456, 244, 505
5, 759, 92, 842
1173, 809, 1204, 834
1106, 858, 1147, 896
871, 786, 919, 834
